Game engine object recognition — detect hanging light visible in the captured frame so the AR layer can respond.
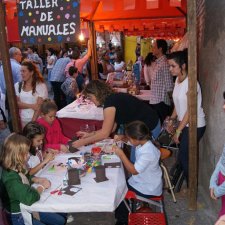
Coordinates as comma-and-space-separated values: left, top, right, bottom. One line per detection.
111, 33, 120, 46
79, 31, 85, 41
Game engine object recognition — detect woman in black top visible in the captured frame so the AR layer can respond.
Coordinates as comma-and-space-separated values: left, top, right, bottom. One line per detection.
72, 80, 160, 148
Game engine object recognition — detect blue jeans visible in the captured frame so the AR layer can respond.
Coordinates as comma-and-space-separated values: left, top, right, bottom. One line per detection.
178, 126, 206, 184
8, 212, 67, 225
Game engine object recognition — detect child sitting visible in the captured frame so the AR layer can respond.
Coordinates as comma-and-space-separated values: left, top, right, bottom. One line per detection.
113, 120, 162, 225
37, 99, 70, 153
0, 133, 67, 225
61, 66, 79, 105
23, 121, 55, 175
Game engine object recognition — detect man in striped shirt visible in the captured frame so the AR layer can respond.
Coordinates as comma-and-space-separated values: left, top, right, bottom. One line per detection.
150, 39, 174, 123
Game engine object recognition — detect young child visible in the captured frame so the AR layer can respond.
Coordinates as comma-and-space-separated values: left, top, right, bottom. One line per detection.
0, 133, 67, 225
113, 120, 163, 224
23, 121, 55, 175
37, 99, 70, 153
210, 92, 225, 219
61, 66, 79, 104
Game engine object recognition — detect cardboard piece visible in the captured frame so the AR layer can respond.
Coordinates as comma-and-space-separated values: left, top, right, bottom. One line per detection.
101, 155, 121, 168
94, 165, 108, 183
68, 168, 80, 185
68, 136, 79, 153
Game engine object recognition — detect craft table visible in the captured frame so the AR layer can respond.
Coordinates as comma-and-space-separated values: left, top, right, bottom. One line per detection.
56, 99, 103, 139
20, 145, 128, 225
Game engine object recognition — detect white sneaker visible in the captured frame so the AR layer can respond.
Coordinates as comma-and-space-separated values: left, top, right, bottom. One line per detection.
67, 214, 74, 223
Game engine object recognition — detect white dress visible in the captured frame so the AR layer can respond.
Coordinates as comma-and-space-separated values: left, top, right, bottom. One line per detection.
15, 82, 48, 127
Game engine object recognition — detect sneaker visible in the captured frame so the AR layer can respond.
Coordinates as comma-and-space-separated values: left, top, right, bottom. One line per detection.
67, 214, 74, 223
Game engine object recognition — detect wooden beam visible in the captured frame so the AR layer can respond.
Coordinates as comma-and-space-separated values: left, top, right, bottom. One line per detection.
187, 0, 198, 210
88, 21, 98, 80
0, 1, 21, 132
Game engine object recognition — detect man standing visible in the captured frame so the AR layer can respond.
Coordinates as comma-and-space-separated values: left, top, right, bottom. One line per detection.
50, 51, 70, 109
0, 47, 22, 95
150, 39, 174, 123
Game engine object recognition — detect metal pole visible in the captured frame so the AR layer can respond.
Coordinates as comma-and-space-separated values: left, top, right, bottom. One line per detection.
187, 0, 198, 210
0, 1, 21, 132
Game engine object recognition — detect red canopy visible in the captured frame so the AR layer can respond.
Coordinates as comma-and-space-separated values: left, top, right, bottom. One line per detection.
5, 0, 186, 42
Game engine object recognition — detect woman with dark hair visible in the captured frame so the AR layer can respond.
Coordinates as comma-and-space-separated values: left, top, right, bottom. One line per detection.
72, 80, 161, 148
15, 60, 48, 128
143, 53, 156, 86
167, 49, 206, 185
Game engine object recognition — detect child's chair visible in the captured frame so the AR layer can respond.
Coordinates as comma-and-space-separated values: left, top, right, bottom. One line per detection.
124, 191, 166, 225
160, 147, 177, 203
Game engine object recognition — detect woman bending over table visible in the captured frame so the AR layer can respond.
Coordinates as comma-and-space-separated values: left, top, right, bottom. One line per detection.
72, 80, 161, 148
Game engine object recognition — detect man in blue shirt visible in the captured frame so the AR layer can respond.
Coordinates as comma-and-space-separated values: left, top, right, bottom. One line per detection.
0, 47, 22, 95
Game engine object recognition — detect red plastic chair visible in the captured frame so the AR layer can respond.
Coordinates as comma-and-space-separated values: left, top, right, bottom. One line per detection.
124, 191, 166, 225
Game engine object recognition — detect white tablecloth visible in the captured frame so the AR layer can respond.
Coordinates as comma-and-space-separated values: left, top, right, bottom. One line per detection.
20, 146, 128, 225
57, 100, 103, 120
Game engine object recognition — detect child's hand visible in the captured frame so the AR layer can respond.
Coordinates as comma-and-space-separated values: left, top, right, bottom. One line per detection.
60, 144, 69, 153
43, 152, 55, 164
47, 148, 59, 155
114, 135, 125, 142
37, 177, 51, 189
210, 188, 217, 200
112, 145, 123, 157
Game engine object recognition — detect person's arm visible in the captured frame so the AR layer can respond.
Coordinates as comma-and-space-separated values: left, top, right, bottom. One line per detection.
113, 145, 138, 175
172, 111, 188, 144
32, 96, 44, 121
32, 177, 51, 194
17, 96, 39, 111
29, 152, 55, 176
72, 107, 116, 148
6, 176, 40, 205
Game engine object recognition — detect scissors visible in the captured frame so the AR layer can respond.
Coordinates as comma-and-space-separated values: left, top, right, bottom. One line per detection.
50, 188, 63, 195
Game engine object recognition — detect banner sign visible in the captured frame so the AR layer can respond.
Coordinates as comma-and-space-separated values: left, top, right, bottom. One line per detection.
17, 0, 80, 44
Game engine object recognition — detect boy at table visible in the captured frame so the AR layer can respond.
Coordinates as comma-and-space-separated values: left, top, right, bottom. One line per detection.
113, 121, 163, 225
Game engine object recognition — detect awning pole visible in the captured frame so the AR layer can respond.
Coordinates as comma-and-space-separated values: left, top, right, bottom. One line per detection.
88, 21, 98, 80
187, 0, 198, 210
0, 2, 21, 132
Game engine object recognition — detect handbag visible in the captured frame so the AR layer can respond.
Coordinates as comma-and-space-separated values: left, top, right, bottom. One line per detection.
157, 129, 173, 146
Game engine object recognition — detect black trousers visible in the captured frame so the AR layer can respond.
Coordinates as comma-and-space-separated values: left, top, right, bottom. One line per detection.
51, 81, 66, 110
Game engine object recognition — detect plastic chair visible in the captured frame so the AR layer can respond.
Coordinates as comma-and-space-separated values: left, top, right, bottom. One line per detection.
160, 147, 177, 203
124, 191, 166, 225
